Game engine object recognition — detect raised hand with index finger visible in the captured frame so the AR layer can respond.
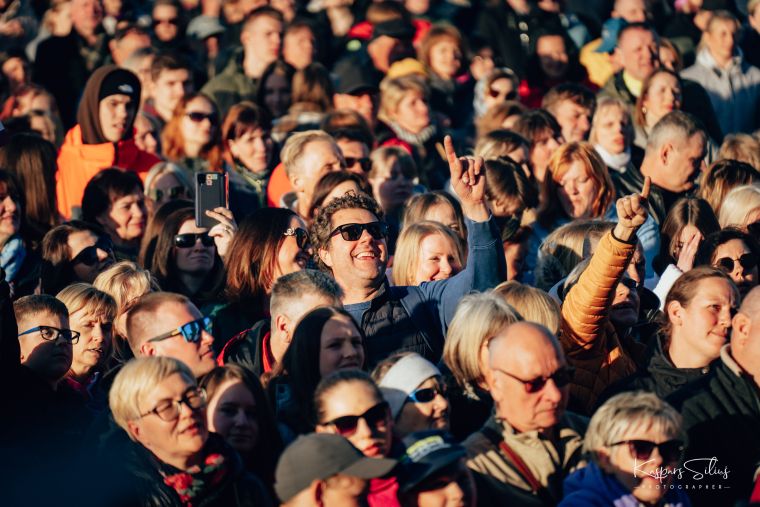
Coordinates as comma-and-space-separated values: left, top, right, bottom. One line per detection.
613, 176, 650, 243
444, 135, 490, 222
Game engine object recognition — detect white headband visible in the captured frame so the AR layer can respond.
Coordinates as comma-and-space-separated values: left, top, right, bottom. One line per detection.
378, 353, 441, 419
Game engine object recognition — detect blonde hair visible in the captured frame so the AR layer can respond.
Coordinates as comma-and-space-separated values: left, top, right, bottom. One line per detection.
698, 160, 758, 217
369, 145, 417, 180
493, 281, 561, 335
109, 356, 196, 439
718, 133, 760, 170
56, 283, 116, 321
443, 293, 521, 399
584, 391, 684, 465
589, 96, 632, 146
392, 222, 465, 286
545, 142, 615, 220
93, 261, 159, 313
718, 184, 760, 228
378, 75, 429, 123
280, 130, 338, 178
474, 129, 529, 160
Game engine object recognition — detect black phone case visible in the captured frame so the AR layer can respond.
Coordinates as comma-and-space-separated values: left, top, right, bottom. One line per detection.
195, 172, 227, 229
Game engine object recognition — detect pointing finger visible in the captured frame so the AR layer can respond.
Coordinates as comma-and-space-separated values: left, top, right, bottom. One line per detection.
444, 135, 462, 178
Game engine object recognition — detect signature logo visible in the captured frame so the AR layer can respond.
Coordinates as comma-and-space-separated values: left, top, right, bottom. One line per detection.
634, 457, 730, 482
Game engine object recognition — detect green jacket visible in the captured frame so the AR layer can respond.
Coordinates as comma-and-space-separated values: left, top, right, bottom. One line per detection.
201, 49, 258, 119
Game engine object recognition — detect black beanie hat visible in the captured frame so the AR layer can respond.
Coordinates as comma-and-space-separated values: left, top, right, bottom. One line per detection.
98, 68, 141, 103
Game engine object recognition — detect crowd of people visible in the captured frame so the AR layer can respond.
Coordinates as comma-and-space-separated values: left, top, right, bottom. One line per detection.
1, 0, 760, 505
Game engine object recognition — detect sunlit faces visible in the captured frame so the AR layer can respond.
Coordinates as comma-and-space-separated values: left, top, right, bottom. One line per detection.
17, 311, 72, 383
395, 376, 450, 436
712, 239, 758, 297
129, 373, 208, 466
552, 100, 591, 143
704, 18, 738, 64
98, 186, 147, 243
319, 314, 365, 376
642, 72, 681, 126
660, 134, 706, 193
320, 208, 388, 286
0, 185, 20, 240
243, 15, 283, 67
174, 219, 215, 275
530, 131, 561, 181
134, 114, 159, 154
413, 233, 462, 285
668, 277, 736, 365
555, 160, 600, 219
152, 68, 193, 120
613, 0, 647, 22
152, 4, 180, 42
601, 424, 681, 505
181, 96, 217, 148
67, 230, 114, 282
337, 139, 370, 176
272, 215, 310, 283
393, 91, 430, 135
207, 379, 259, 453
595, 106, 631, 155
283, 26, 315, 70
293, 140, 345, 202
616, 27, 659, 81
672, 224, 701, 259
422, 203, 462, 237
428, 38, 462, 80
536, 35, 569, 80
69, 308, 113, 379
99, 93, 136, 143
228, 128, 271, 174
316, 380, 392, 458
368, 157, 414, 211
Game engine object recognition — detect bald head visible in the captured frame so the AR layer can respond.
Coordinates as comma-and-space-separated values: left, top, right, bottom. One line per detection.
738, 286, 760, 318
731, 286, 760, 382
488, 322, 568, 433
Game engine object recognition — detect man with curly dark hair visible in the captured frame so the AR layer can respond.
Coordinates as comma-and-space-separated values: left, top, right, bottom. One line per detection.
311, 136, 506, 367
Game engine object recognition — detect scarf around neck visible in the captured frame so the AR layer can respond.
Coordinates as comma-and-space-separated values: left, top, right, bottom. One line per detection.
594, 144, 631, 172
157, 442, 229, 506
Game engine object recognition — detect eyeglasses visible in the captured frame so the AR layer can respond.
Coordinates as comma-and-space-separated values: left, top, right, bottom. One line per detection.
174, 233, 215, 248
153, 17, 179, 26
71, 237, 114, 266
407, 384, 447, 404
344, 157, 372, 172
488, 88, 517, 101
139, 387, 207, 421
18, 325, 80, 344
329, 222, 389, 241
146, 316, 213, 343
152, 185, 187, 202
493, 365, 575, 393
283, 227, 310, 249
609, 439, 684, 464
185, 111, 217, 124
715, 254, 757, 273
322, 401, 390, 437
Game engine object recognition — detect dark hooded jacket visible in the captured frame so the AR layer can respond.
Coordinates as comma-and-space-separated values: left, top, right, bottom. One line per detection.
56, 65, 160, 218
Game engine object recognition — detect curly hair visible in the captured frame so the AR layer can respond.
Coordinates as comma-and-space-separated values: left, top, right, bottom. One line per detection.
311, 193, 384, 272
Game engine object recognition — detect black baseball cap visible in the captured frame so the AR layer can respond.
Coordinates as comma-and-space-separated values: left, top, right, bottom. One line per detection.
397, 431, 466, 493
334, 58, 379, 95
371, 19, 415, 41
275, 433, 397, 503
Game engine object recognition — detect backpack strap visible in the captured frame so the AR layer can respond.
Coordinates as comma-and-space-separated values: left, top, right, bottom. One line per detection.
479, 425, 548, 498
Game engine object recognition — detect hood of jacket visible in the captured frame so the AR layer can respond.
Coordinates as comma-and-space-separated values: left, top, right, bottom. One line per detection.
695, 47, 743, 73
77, 65, 141, 145
645, 334, 711, 393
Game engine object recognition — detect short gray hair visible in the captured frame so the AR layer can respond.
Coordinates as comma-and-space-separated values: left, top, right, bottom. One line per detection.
584, 391, 684, 465
280, 130, 338, 178
645, 111, 705, 155
270, 269, 343, 317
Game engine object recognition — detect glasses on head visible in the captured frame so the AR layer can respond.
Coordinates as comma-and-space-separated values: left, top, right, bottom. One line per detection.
71, 237, 114, 266
185, 111, 217, 124
322, 401, 390, 437
174, 232, 215, 248
283, 227, 310, 249
344, 157, 372, 172
407, 384, 447, 404
494, 365, 575, 393
153, 17, 179, 26
609, 439, 684, 464
18, 325, 80, 344
139, 387, 207, 422
329, 222, 389, 242
152, 185, 187, 202
146, 316, 213, 344
715, 254, 757, 273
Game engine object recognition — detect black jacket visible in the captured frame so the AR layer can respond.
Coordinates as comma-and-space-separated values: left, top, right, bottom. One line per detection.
667, 348, 760, 507
219, 318, 270, 377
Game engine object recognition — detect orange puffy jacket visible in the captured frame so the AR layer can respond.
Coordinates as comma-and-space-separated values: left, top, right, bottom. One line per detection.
57, 125, 160, 218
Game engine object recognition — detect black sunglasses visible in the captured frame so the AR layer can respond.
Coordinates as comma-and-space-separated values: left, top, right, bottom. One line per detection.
185, 111, 217, 124
715, 253, 757, 273
323, 401, 390, 437
494, 365, 576, 393
153, 17, 179, 26
71, 237, 114, 266
174, 233, 215, 248
344, 157, 372, 172
152, 185, 187, 202
609, 439, 684, 464
329, 222, 389, 241
283, 227, 310, 249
